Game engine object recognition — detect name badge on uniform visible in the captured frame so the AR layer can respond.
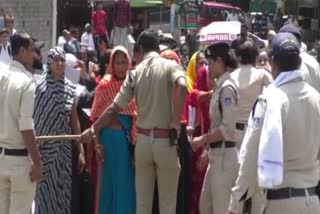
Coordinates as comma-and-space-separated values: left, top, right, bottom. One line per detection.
224, 97, 232, 107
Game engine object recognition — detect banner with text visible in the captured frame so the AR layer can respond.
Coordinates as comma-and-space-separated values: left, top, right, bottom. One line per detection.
198, 21, 241, 47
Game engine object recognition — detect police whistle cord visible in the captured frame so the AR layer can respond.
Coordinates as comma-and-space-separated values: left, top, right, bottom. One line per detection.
35, 135, 81, 141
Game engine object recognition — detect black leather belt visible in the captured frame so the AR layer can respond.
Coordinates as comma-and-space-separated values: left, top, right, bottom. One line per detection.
209, 141, 236, 149
265, 187, 317, 200
236, 123, 246, 131
0, 147, 28, 156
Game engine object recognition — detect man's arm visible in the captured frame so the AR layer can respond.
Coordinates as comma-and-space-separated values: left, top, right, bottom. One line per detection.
169, 61, 188, 126
21, 130, 41, 165
19, 81, 41, 164
172, 77, 188, 125
229, 99, 267, 213
92, 102, 122, 136
80, 72, 134, 143
263, 69, 273, 87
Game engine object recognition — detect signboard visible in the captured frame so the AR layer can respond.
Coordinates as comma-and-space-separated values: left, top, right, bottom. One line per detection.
179, 0, 203, 30
179, 0, 203, 13
179, 12, 198, 29
299, 0, 318, 8
198, 21, 241, 48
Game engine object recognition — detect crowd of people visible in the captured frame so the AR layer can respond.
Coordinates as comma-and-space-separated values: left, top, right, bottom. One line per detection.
1, 1, 320, 214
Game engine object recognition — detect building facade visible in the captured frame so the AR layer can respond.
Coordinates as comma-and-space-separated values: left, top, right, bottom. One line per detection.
0, 0, 54, 54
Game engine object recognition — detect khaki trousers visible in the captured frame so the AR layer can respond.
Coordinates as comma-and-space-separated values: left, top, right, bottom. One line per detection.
135, 134, 180, 214
200, 147, 239, 214
264, 195, 320, 214
0, 152, 35, 214
236, 127, 265, 214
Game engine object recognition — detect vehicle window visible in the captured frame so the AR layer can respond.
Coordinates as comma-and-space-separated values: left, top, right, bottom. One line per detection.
200, 7, 207, 18
208, 8, 219, 18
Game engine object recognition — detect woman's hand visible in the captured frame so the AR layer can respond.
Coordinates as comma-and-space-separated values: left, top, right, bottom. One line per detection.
191, 135, 206, 151
198, 90, 213, 103
186, 126, 194, 136
79, 128, 94, 144
95, 144, 104, 163
77, 60, 89, 80
78, 151, 86, 175
197, 149, 209, 172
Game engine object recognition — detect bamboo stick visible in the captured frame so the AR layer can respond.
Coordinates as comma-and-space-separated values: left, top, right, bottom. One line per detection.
35, 135, 81, 141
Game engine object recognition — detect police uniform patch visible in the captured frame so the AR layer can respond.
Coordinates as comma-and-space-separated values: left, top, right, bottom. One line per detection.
224, 97, 232, 107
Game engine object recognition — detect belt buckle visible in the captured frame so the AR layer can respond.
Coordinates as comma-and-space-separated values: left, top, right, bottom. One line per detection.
288, 188, 292, 198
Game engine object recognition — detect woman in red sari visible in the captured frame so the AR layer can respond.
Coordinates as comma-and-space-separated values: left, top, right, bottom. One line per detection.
89, 46, 137, 214
185, 65, 213, 214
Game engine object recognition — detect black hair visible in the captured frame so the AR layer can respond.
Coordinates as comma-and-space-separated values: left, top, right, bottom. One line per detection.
71, 28, 79, 35
11, 31, 32, 57
133, 42, 140, 54
273, 49, 301, 72
99, 49, 112, 77
206, 43, 238, 69
238, 40, 259, 65
87, 49, 98, 63
137, 29, 160, 53
98, 36, 108, 47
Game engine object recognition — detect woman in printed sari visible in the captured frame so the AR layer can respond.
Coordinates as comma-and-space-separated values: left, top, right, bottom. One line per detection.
185, 66, 213, 214
185, 52, 207, 93
33, 47, 85, 214
90, 46, 136, 214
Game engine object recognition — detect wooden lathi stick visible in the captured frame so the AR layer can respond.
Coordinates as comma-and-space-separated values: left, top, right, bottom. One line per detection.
35, 135, 81, 141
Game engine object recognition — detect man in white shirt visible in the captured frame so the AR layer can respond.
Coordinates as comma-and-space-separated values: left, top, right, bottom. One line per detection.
0, 28, 11, 66
227, 10, 239, 21
4, 15, 16, 43
0, 32, 42, 214
127, 25, 135, 62
57, 29, 69, 48
81, 23, 95, 50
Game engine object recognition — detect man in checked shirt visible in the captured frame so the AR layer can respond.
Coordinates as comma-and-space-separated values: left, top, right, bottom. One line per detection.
112, 0, 131, 48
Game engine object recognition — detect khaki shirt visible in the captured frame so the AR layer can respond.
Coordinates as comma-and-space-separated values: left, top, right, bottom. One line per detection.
209, 72, 237, 142
0, 60, 35, 149
300, 52, 320, 93
231, 65, 273, 123
229, 76, 320, 212
114, 52, 185, 129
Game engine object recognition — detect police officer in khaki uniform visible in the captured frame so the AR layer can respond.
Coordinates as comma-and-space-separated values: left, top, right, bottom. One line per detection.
228, 33, 320, 214
231, 40, 273, 214
231, 40, 273, 147
80, 29, 188, 214
279, 24, 320, 93
191, 42, 239, 214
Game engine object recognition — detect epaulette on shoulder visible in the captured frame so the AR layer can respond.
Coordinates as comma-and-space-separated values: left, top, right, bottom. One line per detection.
251, 97, 267, 118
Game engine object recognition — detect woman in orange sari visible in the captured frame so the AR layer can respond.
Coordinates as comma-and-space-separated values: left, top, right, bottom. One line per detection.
90, 46, 136, 214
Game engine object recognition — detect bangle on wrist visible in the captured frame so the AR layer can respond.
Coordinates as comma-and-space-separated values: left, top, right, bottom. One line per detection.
90, 126, 97, 139
204, 134, 209, 145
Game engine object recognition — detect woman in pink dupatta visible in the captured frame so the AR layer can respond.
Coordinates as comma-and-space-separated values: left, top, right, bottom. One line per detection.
185, 66, 212, 214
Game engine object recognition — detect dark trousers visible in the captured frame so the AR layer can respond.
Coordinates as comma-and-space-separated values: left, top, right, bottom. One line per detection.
316, 181, 320, 199
71, 144, 94, 214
